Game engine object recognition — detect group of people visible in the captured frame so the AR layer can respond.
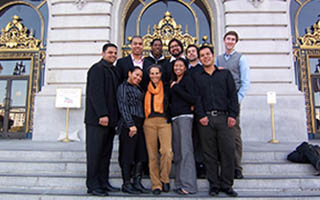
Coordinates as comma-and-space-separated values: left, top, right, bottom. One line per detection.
84, 30, 250, 197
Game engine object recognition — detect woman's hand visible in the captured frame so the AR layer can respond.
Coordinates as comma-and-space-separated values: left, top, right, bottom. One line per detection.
170, 81, 176, 88
199, 116, 209, 126
129, 126, 137, 137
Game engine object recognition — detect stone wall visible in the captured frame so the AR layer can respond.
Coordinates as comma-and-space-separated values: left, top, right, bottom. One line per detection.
33, 0, 308, 142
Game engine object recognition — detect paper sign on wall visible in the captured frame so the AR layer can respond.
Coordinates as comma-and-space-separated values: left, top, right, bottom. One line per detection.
267, 91, 276, 104
56, 88, 82, 108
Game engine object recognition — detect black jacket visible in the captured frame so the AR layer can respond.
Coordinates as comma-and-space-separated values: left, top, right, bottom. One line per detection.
170, 75, 198, 117
115, 55, 153, 91
84, 59, 120, 127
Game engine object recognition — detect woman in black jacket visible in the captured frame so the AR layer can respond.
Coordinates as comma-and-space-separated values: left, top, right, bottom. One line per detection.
117, 67, 149, 194
170, 58, 198, 195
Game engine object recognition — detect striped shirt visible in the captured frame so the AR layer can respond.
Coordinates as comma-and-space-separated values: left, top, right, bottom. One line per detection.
117, 81, 144, 127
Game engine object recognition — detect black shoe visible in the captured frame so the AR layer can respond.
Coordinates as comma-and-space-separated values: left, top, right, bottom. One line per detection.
162, 182, 170, 192
174, 188, 187, 195
209, 187, 219, 196
102, 182, 121, 192
234, 169, 244, 179
220, 187, 238, 197
133, 182, 151, 193
88, 189, 108, 196
152, 188, 161, 195
122, 183, 141, 194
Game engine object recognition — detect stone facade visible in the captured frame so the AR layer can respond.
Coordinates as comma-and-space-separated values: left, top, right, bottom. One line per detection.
33, 0, 308, 142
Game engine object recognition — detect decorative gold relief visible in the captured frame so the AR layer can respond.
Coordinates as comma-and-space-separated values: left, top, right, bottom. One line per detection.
298, 19, 320, 49
0, 16, 41, 50
122, 11, 197, 57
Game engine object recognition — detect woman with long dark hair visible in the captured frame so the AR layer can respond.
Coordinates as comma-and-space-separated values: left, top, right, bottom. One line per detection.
117, 67, 149, 194
170, 58, 198, 195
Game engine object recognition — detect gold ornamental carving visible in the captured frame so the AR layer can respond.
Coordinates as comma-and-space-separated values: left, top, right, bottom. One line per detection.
142, 11, 196, 49
122, 11, 198, 57
0, 15, 41, 50
298, 18, 320, 49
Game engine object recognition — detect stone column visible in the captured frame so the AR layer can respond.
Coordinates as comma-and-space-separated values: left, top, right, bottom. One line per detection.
223, 0, 307, 142
33, 0, 113, 141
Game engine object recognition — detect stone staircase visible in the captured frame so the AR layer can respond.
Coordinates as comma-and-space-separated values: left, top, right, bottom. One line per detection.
0, 140, 319, 199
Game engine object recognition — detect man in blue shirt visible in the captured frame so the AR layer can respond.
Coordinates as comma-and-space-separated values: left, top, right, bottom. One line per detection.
216, 31, 250, 179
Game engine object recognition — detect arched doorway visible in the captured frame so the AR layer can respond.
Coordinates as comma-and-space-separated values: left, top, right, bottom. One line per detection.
0, 0, 48, 139
120, 0, 215, 56
290, 0, 320, 138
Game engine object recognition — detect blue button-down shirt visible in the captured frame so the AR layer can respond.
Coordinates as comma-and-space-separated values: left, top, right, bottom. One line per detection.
216, 51, 250, 103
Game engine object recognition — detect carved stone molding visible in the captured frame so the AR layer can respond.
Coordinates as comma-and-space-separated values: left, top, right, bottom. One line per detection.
248, 0, 264, 7
74, 0, 87, 9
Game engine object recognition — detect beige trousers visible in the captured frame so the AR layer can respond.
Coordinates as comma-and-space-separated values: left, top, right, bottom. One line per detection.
144, 117, 173, 190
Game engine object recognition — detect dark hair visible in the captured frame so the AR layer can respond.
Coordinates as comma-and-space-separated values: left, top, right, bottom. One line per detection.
102, 43, 117, 52
223, 31, 239, 42
171, 58, 188, 81
168, 38, 184, 54
198, 45, 214, 57
150, 38, 162, 47
128, 66, 143, 73
131, 35, 143, 44
185, 44, 198, 55
147, 64, 162, 74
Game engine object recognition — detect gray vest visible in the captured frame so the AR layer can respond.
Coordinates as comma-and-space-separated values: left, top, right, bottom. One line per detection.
217, 51, 242, 90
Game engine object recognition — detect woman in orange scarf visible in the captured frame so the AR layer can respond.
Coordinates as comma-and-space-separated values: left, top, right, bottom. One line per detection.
144, 64, 173, 195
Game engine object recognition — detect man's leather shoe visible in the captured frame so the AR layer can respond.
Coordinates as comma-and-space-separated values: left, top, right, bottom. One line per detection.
220, 187, 238, 197
234, 169, 244, 179
102, 182, 121, 192
162, 182, 170, 192
209, 187, 219, 196
122, 183, 140, 194
152, 188, 161, 195
87, 189, 108, 196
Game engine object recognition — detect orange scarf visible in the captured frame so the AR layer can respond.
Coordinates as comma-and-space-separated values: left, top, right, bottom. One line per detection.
144, 80, 164, 118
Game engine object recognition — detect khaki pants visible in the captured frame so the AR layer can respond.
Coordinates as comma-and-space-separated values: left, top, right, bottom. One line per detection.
144, 117, 173, 190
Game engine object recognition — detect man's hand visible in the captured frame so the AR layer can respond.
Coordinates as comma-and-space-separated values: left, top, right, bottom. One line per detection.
218, 66, 224, 70
129, 126, 137, 137
99, 116, 109, 126
228, 117, 236, 128
199, 116, 209, 126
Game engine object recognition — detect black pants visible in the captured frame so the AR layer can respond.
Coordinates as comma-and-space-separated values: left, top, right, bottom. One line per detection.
119, 116, 148, 167
86, 124, 116, 190
198, 115, 235, 189
193, 118, 204, 163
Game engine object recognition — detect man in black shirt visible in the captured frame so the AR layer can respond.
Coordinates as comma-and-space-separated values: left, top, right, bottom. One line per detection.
194, 46, 239, 197
186, 44, 202, 75
185, 44, 205, 178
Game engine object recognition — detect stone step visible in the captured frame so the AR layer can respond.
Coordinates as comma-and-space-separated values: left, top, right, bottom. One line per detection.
0, 150, 290, 163
0, 188, 320, 200
0, 160, 317, 176
0, 174, 319, 192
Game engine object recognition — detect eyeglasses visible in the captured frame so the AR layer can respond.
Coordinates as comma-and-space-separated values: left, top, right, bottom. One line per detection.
170, 44, 180, 48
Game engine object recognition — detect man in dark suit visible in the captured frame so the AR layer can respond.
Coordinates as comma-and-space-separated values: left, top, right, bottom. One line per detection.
116, 36, 152, 90
85, 43, 120, 196
144, 38, 169, 83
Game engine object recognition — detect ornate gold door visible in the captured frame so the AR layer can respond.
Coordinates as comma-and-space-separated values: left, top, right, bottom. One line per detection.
0, 16, 44, 139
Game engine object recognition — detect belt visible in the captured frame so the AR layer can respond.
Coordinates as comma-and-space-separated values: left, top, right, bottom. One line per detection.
206, 110, 228, 116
